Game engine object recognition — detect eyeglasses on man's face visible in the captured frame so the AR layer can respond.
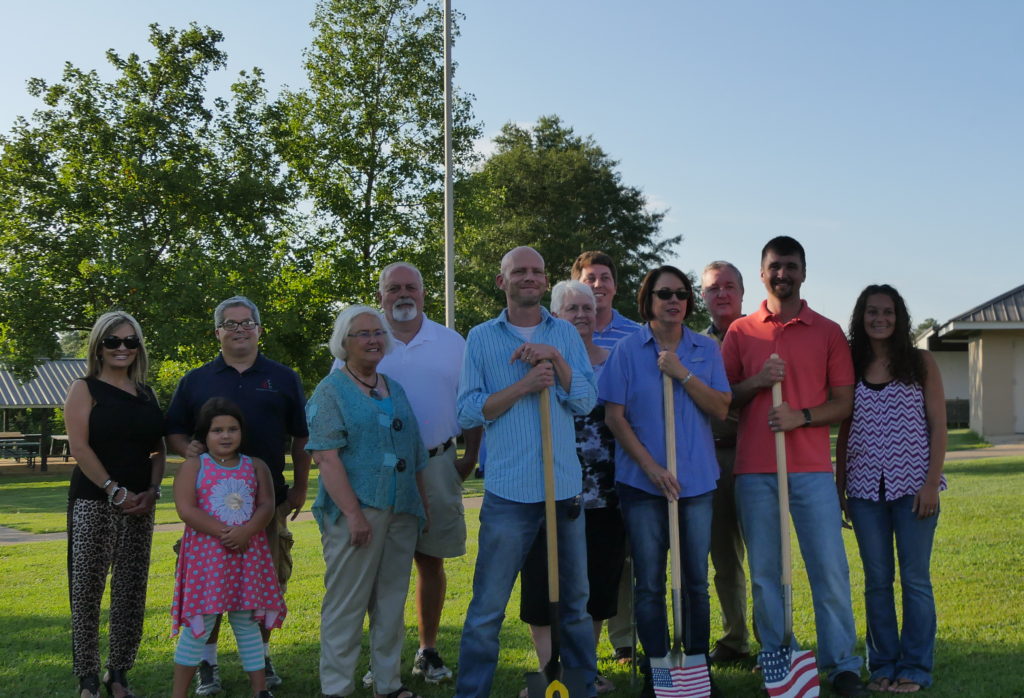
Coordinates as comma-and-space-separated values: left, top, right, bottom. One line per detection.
218, 319, 260, 332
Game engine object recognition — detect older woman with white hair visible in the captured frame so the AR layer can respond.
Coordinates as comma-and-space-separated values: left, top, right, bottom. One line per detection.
518, 280, 627, 694
306, 305, 429, 698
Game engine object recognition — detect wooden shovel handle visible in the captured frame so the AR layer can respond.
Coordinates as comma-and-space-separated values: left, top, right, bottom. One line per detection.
664, 374, 684, 648
540, 386, 558, 604
771, 354, 794, 640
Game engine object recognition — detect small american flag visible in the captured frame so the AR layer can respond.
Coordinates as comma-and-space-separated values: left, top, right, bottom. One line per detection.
651, 656, 711, 698
762, 647, 820, 698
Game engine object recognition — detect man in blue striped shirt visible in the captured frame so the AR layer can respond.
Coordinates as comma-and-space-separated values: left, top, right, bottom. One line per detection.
571, 250, 642, 350
454, 246, 598, 698
571, 249, 641, 664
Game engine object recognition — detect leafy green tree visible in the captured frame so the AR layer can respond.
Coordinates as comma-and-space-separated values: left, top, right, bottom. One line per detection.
277, 0, 480, 313
914, 317, 938, 340
0, 24, 295, 383
454, 115, 679, 332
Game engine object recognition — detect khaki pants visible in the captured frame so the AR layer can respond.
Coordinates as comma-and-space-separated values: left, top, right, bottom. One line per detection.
320, 507, 418, 697
710, 445, 752, 652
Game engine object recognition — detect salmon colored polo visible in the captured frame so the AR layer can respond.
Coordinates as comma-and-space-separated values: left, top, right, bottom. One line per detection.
721, 300, 854, 475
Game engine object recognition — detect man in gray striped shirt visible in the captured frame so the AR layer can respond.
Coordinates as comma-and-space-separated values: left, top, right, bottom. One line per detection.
454, 246, 597, 698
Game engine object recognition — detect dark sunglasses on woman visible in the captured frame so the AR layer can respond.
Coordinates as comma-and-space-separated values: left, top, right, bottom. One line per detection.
654, 288, 690, 301
101, 336, 141, 350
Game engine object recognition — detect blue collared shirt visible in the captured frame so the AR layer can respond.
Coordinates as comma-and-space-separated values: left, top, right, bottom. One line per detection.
599, 325, 727, 497
165, 353, 308, 503
592, 309, 642, 350
457, 307, 597, 503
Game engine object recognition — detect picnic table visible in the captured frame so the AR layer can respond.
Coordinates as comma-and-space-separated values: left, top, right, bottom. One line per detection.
0, 436, 39, 469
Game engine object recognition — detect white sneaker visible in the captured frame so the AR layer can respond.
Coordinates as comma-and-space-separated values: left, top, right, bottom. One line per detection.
362, 669, 374, 688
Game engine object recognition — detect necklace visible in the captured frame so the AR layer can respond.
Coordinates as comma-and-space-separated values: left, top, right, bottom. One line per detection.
212, 454, 238, 467
346, 364, 381, 399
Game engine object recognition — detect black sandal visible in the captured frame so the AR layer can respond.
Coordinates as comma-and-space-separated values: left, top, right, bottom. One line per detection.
383, 688, 422, 698
101, 669, 136, 698
79, 674, 100, 698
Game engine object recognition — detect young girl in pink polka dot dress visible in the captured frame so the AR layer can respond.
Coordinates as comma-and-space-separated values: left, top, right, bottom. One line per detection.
171, 398, 286, 698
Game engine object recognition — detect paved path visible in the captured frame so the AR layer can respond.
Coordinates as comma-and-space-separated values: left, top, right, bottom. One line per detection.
2, 443, 1020, 546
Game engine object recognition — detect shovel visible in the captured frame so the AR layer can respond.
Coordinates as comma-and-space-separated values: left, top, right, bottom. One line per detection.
526, 386, 588, 698
650, 374, 711, 697
763, 361, 820, 697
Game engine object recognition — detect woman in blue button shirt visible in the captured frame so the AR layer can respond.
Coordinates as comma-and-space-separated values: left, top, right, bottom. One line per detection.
599, 265, 731, 695
306, 305, 428, 698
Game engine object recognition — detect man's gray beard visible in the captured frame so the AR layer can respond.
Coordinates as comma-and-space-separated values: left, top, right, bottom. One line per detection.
391, 304, 419, 322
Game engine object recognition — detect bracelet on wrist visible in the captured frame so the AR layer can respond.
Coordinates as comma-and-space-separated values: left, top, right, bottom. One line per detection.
150, 484, 162, 500
681, 371, 694, 385
110, 486, 129, 506
100, 478, 113, 492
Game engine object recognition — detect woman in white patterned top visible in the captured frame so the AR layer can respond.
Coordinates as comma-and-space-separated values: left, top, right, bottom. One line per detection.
836, 284, 947, 694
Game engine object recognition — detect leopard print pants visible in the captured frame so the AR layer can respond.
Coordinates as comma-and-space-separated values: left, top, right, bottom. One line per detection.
67, 498, 154, 678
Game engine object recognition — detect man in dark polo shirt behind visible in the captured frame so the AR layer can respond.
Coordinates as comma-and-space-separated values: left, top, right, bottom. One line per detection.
166, 295, 310, 695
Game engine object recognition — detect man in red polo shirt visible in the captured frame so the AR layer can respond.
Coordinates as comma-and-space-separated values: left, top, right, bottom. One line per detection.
721, 236, 866, 697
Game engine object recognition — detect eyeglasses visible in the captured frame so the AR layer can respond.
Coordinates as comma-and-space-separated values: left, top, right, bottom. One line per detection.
653, 288, 690, 301
218, 319, 259, 331
347, 330, 387, 340
101, 336, 141, 350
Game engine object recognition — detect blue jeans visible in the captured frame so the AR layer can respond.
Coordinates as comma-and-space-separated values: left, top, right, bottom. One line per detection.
735, 473, 862, 681
848, 495, 938, 688
618, 484, 713, 659
455, 492, 595, 698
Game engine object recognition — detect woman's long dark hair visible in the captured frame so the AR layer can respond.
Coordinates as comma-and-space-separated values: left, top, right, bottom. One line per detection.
848, 284, 925, 385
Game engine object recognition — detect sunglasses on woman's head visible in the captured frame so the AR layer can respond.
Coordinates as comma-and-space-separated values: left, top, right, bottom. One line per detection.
101, 336, 141, 350
654, 288, 690, 301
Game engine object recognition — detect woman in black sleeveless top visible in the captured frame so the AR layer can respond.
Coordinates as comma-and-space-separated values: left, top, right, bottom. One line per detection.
64, 312, 165, 698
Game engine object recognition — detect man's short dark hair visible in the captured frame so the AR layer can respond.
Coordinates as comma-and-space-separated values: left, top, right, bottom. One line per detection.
761, 236, 806, 267
571, 251, 619, 284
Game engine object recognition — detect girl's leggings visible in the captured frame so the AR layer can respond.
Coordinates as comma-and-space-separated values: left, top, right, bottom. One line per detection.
174, 611, 264, 672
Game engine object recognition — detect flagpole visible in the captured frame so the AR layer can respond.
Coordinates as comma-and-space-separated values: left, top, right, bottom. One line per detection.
443, 0, 456, 329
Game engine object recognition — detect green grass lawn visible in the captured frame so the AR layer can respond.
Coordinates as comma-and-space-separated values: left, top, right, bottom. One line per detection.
1, 456, 1022, 696
828, 427, 990, 455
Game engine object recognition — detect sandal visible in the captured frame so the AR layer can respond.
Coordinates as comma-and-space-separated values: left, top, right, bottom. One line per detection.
867, 677, 892, 692
378, 687, 422, 698
102, 669, 136, 698
889, 678, 922, 693
79, 675, 100, 698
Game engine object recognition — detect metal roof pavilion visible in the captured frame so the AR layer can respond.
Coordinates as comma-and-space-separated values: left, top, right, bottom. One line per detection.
0, 359, 86, 409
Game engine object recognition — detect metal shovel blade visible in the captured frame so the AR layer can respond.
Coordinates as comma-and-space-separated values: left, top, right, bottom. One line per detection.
650, 652, 711, 698
525, 666, 589, 698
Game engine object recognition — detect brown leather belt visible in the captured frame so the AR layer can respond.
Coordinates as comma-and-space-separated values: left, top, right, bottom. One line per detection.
428, 437, 455, 458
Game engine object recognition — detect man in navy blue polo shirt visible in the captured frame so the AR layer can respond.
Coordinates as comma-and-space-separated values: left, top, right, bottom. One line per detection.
166, 295, 310, 695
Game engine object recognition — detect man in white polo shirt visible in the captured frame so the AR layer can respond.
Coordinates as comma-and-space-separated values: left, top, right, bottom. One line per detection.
332, 262, 481, 684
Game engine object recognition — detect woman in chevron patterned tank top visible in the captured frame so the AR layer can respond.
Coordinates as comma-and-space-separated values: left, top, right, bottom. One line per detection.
836, 285, 947, 694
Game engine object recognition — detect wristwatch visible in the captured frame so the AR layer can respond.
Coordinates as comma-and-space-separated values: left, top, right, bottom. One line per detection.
151, 484, 162, 500
801, 408, 812, 427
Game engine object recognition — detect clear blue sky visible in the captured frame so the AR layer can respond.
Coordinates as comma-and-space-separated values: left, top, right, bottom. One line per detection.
2, 1, 1021, 327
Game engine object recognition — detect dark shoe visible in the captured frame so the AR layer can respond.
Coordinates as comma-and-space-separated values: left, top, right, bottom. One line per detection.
709, 643, 751, 664
254, 692, 274, 698
195, 660, 223, 695
412, 647, 453, 683
833, 671, 869, 697
639, 670, 655, 698
79, 675, 100, 698
382, 687, 422, 698
102, 669, 136, 698
612, 646, 634, 664
264, 655, 282, 689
